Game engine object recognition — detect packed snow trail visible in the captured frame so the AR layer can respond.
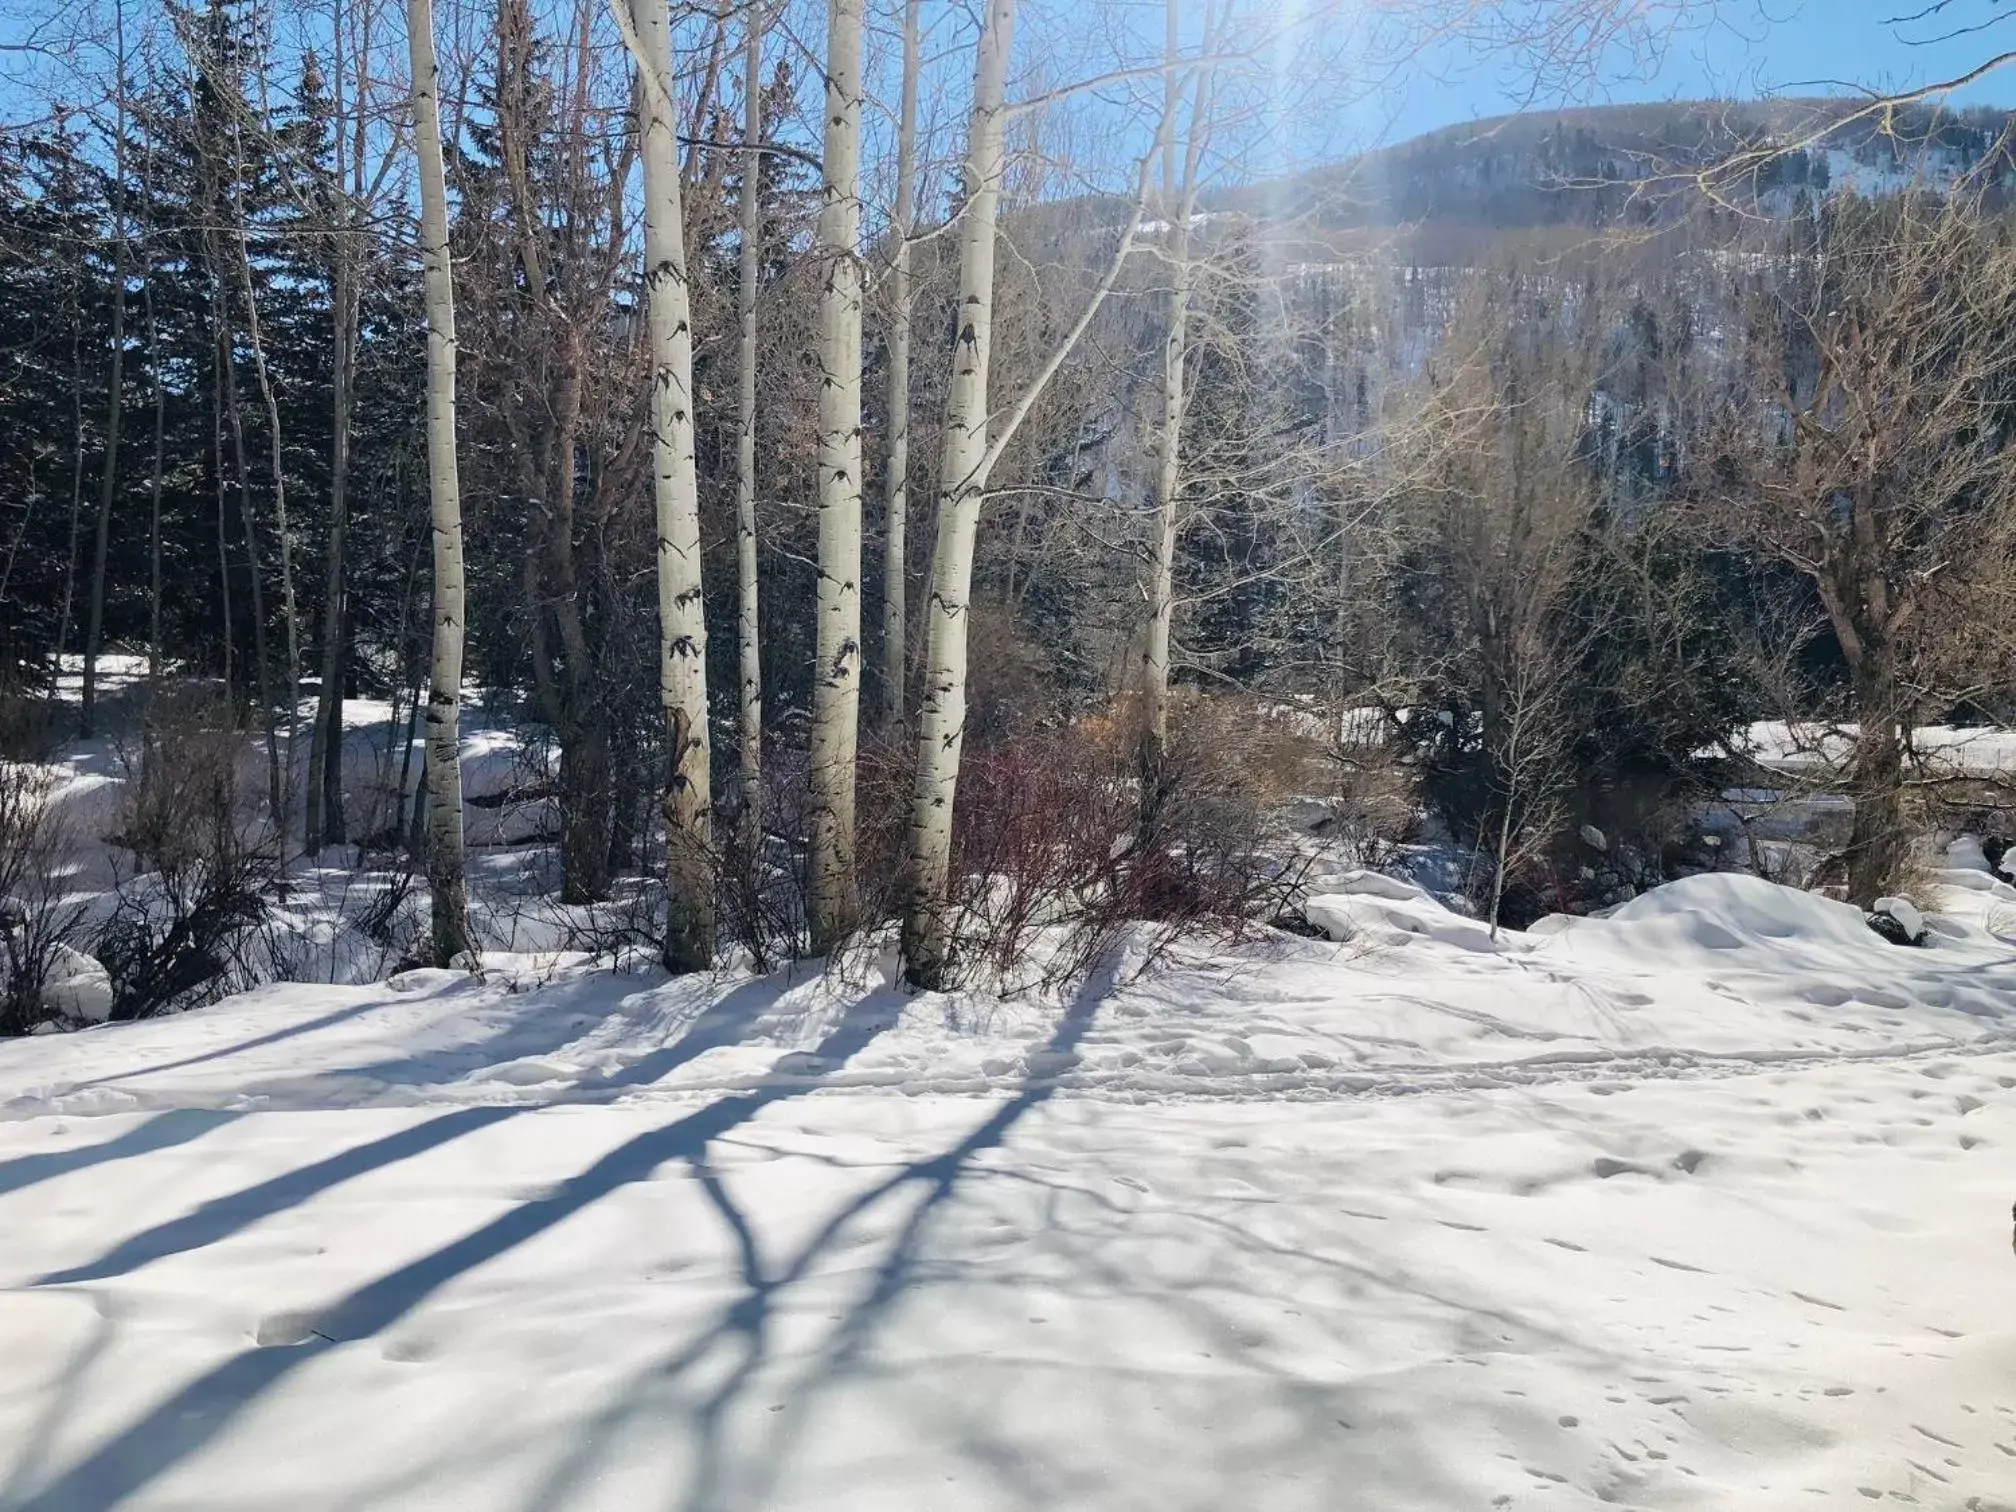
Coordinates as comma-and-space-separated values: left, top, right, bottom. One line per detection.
3, 872, 2016, 1510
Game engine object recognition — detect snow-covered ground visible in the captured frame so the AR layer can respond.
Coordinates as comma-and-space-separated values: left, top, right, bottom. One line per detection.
9, 660, 578, 997
4, 868, 2016, 1510
1737, 719, 2016, 782
32, 656, 559, 864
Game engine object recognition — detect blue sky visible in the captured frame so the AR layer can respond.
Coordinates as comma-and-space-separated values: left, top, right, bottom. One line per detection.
1381, 0, 2016, 142
2, 0, 2012, 176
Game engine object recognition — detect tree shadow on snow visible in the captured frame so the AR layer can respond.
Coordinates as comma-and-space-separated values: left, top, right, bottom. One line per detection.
0, 1109, 238, 1199
223, 970, 801, 1107
514, 957, 1599, 1512
11, 958, 1556, 1511
6, 976, 897, 1511
58, 989, 458, 1094
32, 1106, 523, 1286
512, 965, 1116, 1512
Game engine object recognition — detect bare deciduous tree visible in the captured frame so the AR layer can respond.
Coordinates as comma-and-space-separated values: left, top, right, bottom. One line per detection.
1707, 195, 2016, 904
879, 0, 921, 729
620, 0, 715, 972
807, 0, 866, 952
733, 0, 767, 850
407, 0, 474, 966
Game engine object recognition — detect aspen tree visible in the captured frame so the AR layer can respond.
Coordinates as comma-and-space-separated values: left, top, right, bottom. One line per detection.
808, 0, 866, 952
406, 0, 474, 965
619, 0, 717, 972
733, 2, 766, 851
1139, 0, 1213, 838
880, 0, 921, 727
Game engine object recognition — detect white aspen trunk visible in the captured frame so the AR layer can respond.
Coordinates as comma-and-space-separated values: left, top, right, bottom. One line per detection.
219, 312, 284, 823
880, 0, 921, 728
55, 216, 83, 668
807, 0, 866, 953
899, 0, 1017, 989
734, 4, 764, 850
210, 289, 234, 703
898, 0, 1169, 988
80, 241, 126, 733
1139, 0, 1207, 834
238, 250, 299, 789
406, 0, 474, 967
623, 0, 716, 973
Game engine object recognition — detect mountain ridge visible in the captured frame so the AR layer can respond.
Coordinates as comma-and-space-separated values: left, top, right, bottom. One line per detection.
1211, 95, 2016, 234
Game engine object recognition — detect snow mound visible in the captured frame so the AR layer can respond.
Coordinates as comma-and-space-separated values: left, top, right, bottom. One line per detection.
1611, 872, 1873, 942
1945, 835, 1995, 874
1302, 871, 1511, 954
1537, 872, 1938, 968
39, 945, 113, 1024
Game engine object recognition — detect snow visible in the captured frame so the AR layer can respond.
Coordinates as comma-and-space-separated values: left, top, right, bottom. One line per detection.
1304, 870, 1512, 953
1736, 719, 2016, 780
3, 875, 2016, 1509
36, 944, 112, 1024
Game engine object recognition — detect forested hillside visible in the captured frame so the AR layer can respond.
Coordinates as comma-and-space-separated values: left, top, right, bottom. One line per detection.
1249, 96, 2016, 231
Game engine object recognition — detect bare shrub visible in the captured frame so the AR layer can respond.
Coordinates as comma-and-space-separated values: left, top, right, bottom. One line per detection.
930, 705, 1316, 993
1324, 744, 1419, 869
0, 762, 93, 1034
710, 723, 915, 976
702, 695, 1314, 993
551, 874, 673, 973
714, 732, 810, 975
0, 694, 66, 763
95, 698, 280, 1019
353, 864, 425, 957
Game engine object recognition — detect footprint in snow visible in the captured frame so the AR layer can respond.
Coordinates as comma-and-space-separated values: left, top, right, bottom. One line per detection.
381, 1333, 439, 1364
769, 1051, 830, 1077
1592, 1157, 1651, 1179
1023, 1049, 1081, 1078
254, 1310, 333, 1348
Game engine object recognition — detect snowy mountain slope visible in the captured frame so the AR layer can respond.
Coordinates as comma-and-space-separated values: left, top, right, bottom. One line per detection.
1227, 98, 2016, 235
3, 873, 2015, 1510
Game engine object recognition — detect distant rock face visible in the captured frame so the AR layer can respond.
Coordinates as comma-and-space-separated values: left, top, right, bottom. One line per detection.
1866, 897, 1927, 948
